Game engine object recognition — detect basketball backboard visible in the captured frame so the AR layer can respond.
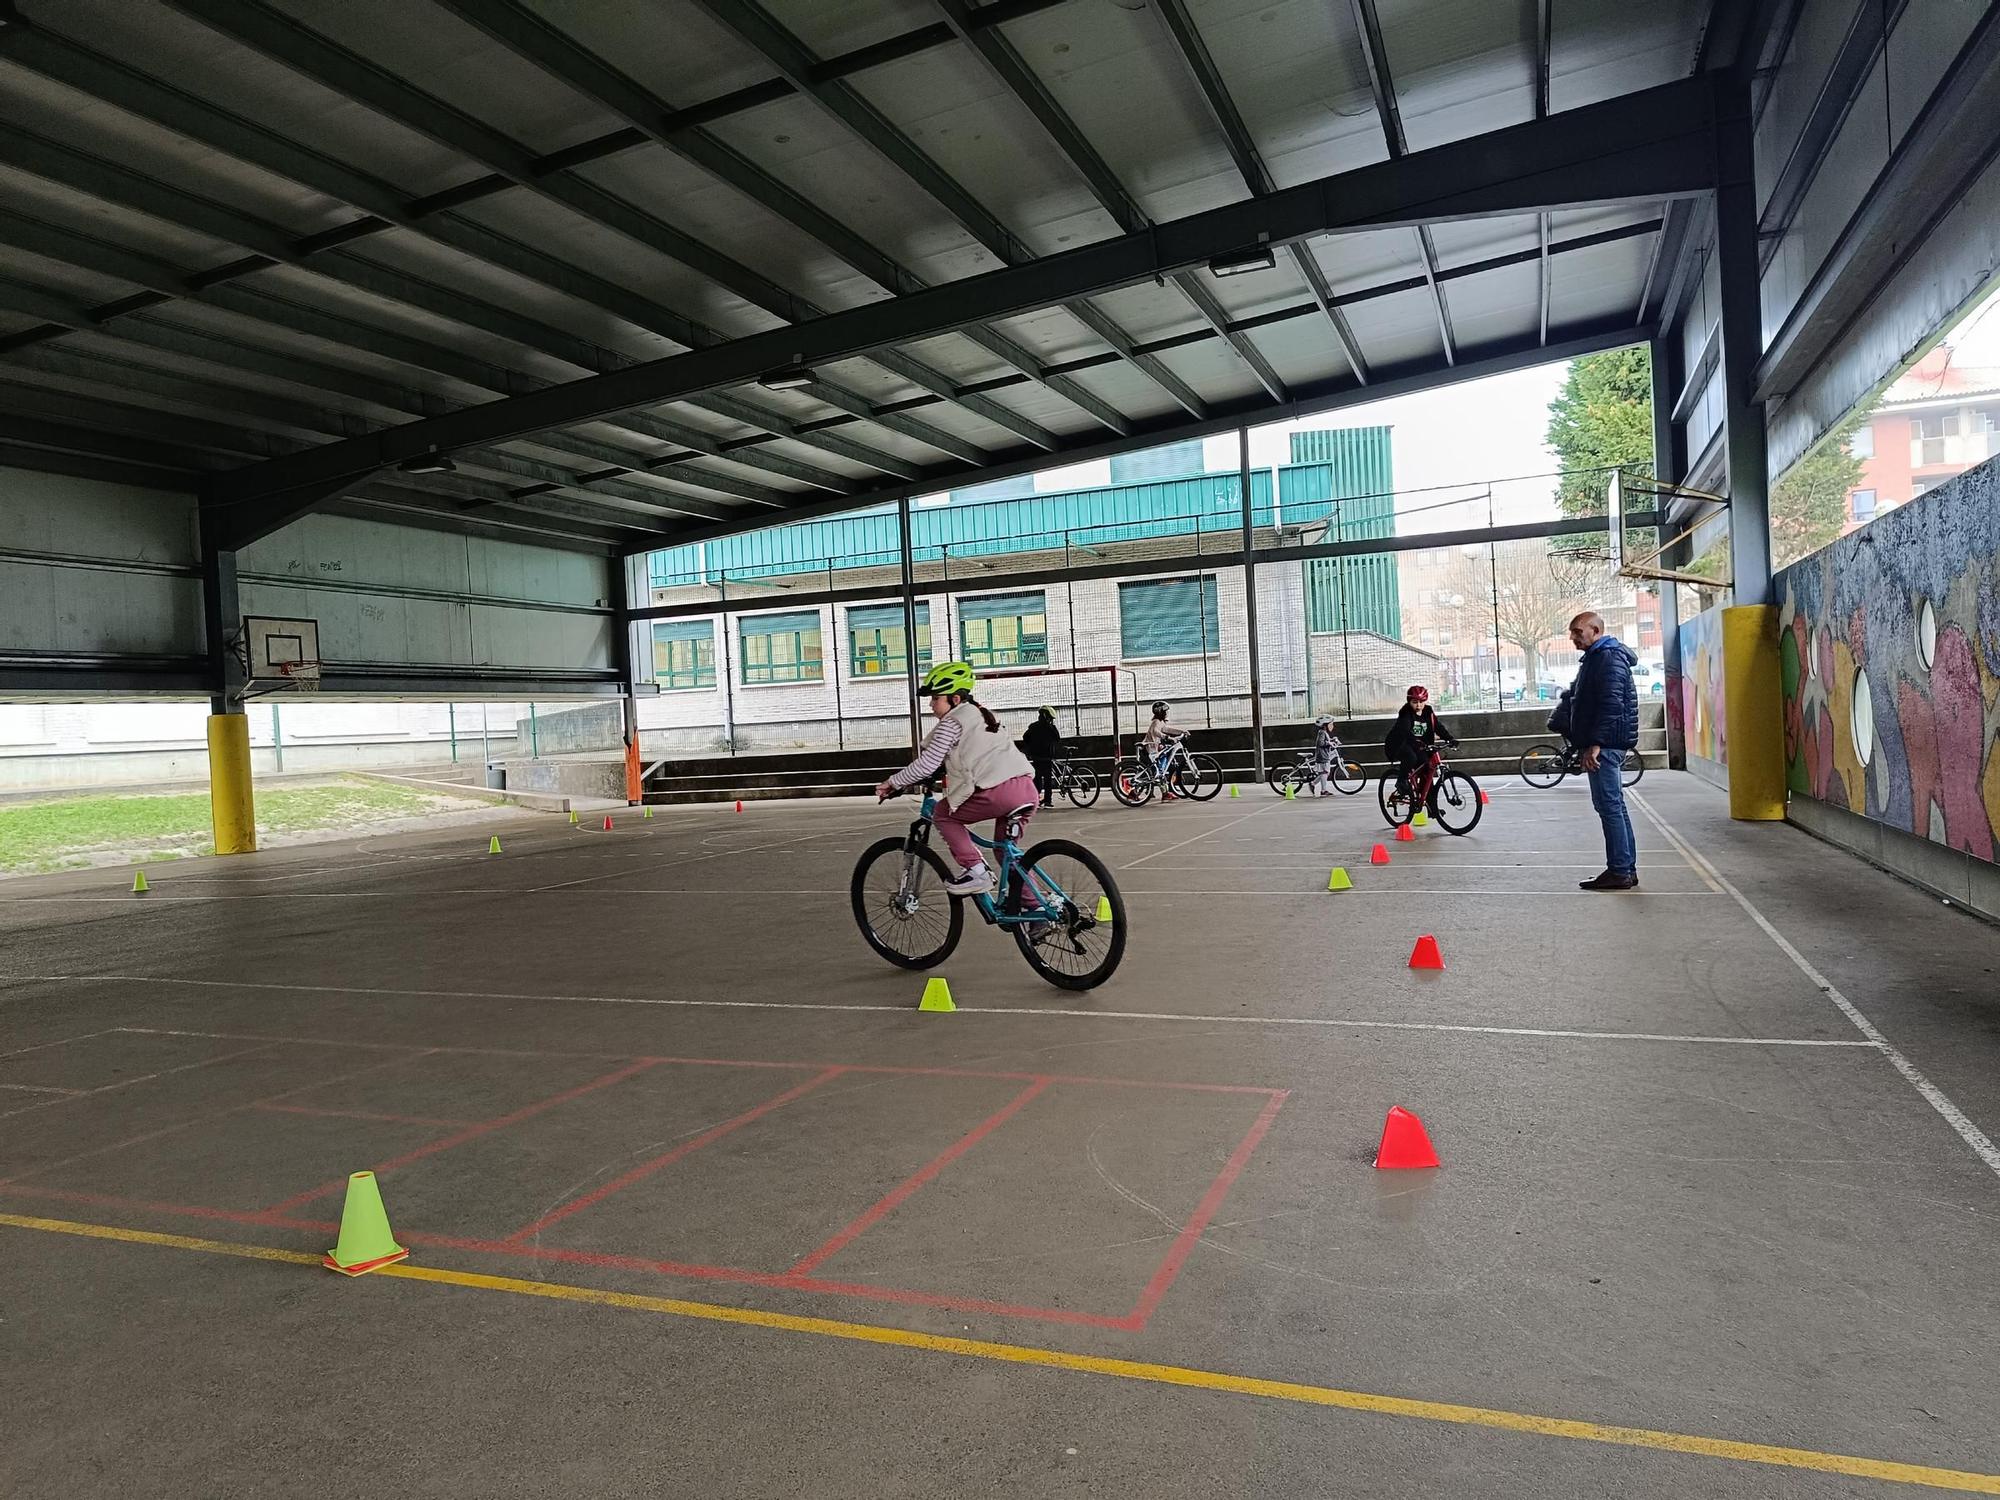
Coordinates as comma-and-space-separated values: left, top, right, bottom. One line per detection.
240, 616, 322, 697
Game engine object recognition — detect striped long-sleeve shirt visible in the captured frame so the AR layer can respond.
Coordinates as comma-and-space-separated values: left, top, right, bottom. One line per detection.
887, 714, 963, 792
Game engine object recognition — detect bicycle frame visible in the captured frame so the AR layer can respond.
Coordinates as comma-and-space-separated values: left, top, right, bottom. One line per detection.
901, 789, 1078, 928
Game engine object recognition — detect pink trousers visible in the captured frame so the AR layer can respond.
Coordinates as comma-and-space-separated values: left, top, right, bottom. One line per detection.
934, 774, 1039, 870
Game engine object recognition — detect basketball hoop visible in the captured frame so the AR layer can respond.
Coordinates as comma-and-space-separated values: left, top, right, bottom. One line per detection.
276, 660, 323, 693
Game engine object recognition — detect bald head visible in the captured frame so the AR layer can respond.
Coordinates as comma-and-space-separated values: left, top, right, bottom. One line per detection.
1568, 611, 1605, 649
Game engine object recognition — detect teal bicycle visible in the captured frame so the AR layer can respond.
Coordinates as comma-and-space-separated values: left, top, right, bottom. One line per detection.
852, 781, 1128, 990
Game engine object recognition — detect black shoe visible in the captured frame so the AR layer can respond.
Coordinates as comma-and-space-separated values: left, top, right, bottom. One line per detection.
1578, 872, 1638, 891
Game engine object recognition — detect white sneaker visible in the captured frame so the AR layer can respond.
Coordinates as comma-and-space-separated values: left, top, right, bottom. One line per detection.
941, 864, 992, 897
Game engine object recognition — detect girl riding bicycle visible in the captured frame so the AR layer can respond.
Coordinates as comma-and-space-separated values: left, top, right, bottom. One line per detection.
874, 660, 1039, 897
1142, 701, 1189, 799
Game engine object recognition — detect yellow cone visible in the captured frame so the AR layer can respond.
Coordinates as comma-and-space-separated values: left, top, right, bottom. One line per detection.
1094, 895, 1113, 923
642, 806, 653, 820
918, 977, 955, 1013
1413, 809, 1429, 827
130, 870, 149, 894
1327, 866, 1352, 891
568, 809, 579, 825
323, 1171, 408, 1276
1283, 783, 1296, 801
488, 835, 502, 855
1229, 783, 1240, 798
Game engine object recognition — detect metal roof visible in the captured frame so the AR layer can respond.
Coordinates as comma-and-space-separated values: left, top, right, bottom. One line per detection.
0, 0, 1732, 556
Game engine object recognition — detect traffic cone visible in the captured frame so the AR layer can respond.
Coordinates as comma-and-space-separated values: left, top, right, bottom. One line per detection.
323, 1170, 409, 1276
131, 870, 148, 894
734, 800, 744, 813
602, 815, 614, 831
1327, 867, 1352, 891
1094, 894, 1113, 923
1369, 844, 1391, 865
488, 836, 502, 855
1408, 934, 1445, 970
1394, 823, 1416, 842
1412, 809, 1429, 827
1229, 783, 1240, 798
642, 806, 653, 820
568, 809, 578, 826
1374, 1106, 1440, 1169
918, 977, 955, 1013
1479, 788, 1490, 805
1283, 783, 1296, 801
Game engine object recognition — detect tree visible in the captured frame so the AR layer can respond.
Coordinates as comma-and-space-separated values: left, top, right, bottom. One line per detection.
1545, 348, 1654, 516
1769, 415, 1865, 568
1451, 544, 1600, 695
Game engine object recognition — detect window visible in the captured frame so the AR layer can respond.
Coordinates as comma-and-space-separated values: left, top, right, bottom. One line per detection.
960, 591, 1048, 667
1851, 488, 1877, 522
1118, 577, 1220, 659
1849, 422, 1874, 459
1912, 413, 1955, 465
1911, 481, 1931, 498
651, 618, 716, 690
1419, 628, 1435, 647
740, 610, 823, 685
847, 602, 931, 678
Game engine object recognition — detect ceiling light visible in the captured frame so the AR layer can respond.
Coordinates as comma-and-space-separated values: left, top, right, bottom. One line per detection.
1208, 246, 1277, 278
398, 453, 457, 475
759, 365, 813, 390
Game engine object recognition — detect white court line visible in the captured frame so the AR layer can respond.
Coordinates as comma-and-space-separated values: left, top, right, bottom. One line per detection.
0, 887, 1725, 902
0, 1041, 276, 1121
2, 975, 1865, 1046
1630, 789, 2000, 1180
0, 1082, 84, 1095
1119, 803, 1277, 869
1626, 792, 1726, 894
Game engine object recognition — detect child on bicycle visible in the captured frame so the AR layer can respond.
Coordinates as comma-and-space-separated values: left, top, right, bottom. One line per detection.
1142, 700, 1187, 798
1384, 685, 1459, 805
1311, 714, 1340, 797
874, 661, 1039, 896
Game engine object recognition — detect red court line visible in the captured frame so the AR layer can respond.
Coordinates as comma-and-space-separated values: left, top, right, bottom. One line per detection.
252, 1102, 474, 1128
116, 1027, 1273, 1095
785, 1077, 1050, 1279
1123, 1089, 1290, 1330
262, 1058, 661, 1214
0, 1183, 1122, 1329
500, 1066, 848, 1245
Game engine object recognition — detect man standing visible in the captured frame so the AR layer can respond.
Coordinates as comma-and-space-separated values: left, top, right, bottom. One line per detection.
1023, 706, 1063, 808
1565, 610, 1640, 891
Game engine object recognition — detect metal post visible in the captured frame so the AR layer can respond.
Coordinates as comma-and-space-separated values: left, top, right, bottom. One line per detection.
827, 564, 845, 751
1652, 334, 1686, 769
1064, 534, 1082, 740
1488, 488, 1503, 709
198, 524, 254, 853
1715, 79, 1771, 604
270, 703, 283, 773
1198, 569, 1213, 728
897, 495, 922, 753
529, 702, 539, 758
718, 573, 737, 755
1238, 427, 1265, 779
480, 701, 490, 765
613, 552, 643, 804
448, 702, 458, 764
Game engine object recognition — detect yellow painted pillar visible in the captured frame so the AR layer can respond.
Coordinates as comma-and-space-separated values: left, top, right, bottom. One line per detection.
206, 713, 258, 854
1721, 604, 1785, 820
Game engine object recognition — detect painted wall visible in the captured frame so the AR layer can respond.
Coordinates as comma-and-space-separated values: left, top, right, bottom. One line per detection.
1776, 457, 2000, 860
1676, 603, 1729, 785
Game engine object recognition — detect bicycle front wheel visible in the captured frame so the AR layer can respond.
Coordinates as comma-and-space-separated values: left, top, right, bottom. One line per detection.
1185, 754, 1224, 801
1110, 760, 1153, 806
851, 836, 963, 970
1519, 744, 1567, 788
1064, 764, 1101, 808
1331, 759, 1365, 794
1010, 839, 1127, 991
1621, 754, 1645, 788
1430, 771, 1483, 835
1378, 774, 1415, 827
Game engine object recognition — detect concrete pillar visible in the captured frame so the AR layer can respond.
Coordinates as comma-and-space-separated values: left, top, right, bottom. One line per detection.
199, 530, 256, 853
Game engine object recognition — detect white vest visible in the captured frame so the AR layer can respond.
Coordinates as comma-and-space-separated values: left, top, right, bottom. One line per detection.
941, 701, 1035, 811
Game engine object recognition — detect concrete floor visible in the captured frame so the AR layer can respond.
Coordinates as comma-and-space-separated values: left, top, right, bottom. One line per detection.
2, 772, 1998, 1497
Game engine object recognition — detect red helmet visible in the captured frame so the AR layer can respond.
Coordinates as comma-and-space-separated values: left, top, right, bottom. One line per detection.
1407, 685, 1430, 703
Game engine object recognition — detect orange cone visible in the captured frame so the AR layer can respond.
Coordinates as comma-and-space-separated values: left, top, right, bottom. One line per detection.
1408, 934, 1444, 969
1375, 1106, 1440, 1169
1479, 788, 1490, 805
603, 815, 614, 830
1394, 823, 1416, 842
1369, 843, 1391, 865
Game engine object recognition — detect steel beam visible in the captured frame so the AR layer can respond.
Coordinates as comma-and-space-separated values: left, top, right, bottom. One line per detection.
1346, 0, 1456, 363
1713, 80, 1771, 604
1534, 0, 1552, 344
207, 78, 1713, 518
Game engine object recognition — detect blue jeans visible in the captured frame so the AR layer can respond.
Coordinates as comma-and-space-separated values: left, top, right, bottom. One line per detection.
1586, 749, 1637, 877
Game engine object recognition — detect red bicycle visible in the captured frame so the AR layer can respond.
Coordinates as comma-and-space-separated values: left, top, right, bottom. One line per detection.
1377, 748, 1483, 834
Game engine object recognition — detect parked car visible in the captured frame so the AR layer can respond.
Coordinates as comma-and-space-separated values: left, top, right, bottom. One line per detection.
1630, 660, 1667, 697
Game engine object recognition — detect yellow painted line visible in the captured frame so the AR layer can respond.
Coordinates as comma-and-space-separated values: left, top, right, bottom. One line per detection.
5, 1211, 1998, 1493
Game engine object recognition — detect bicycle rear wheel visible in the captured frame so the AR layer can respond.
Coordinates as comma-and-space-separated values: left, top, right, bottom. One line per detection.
1378, 774, 1415, 826
1331, 759, 1365, 794
1110, 760, 1153, 806
1429, 772, 1483, 835
851, 837, 964, 969
1186, 754, 1223, 801
1621, 754, 1645, 788
1009, 839, 1126, 990
1064, 764, 1101, 808
1519, 744, 1567, 788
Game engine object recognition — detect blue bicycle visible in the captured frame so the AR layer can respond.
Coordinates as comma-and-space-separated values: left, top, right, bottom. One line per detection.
852, 781, 1128, 990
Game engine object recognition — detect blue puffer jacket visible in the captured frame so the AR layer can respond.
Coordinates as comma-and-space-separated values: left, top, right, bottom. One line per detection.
1567, 636, 1639, 751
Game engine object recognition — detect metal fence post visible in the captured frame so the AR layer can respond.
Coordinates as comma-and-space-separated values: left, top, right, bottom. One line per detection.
898, 496, 922, 754
1239, 427, 1265, 780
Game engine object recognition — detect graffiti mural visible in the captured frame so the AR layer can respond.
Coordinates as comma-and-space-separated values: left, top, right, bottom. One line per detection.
1776, 458, 2000, 861
1677, 604, 1728, 767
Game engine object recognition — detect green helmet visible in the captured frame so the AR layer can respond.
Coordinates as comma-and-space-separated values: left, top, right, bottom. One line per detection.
919, 660, 977, 697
